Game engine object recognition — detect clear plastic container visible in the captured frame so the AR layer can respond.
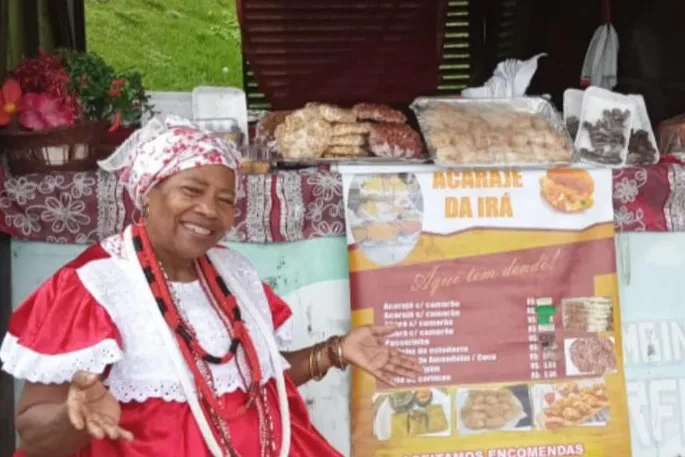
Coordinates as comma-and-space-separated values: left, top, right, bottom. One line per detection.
410, 96, 575, 168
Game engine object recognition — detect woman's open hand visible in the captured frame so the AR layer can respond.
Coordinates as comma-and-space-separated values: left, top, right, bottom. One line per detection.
67, 371, 134, 441
341, 325, 422, 386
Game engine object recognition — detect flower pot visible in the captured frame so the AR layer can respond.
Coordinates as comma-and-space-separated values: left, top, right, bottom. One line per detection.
104, 124, 139, 146
0, 121, 113, 175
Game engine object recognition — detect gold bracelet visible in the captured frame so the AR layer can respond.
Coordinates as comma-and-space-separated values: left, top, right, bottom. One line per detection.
325, 337, 337, 369
336, 336, 347, 369
325, 336, 348, 370
313, 343, 326, 380
308, 344, 317, 380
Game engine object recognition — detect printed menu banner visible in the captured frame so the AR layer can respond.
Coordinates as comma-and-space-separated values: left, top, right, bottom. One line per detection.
340, 166, 631, 457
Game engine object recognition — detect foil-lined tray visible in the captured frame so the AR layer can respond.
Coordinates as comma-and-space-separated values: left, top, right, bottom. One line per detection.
410, 96, 576, 168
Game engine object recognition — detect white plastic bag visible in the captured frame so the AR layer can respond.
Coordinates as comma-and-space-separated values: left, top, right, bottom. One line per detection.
461, 53, 547, 99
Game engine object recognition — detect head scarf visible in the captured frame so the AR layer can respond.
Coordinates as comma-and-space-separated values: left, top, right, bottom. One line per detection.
99, 115, 242, 208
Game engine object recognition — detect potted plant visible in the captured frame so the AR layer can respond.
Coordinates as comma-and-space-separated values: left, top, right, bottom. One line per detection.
0, 49, 154, 175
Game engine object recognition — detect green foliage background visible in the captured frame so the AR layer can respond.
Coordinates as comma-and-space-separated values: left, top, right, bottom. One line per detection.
85, 0, 244, 91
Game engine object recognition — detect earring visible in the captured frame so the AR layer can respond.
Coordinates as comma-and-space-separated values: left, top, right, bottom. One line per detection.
138, 202, 150, 224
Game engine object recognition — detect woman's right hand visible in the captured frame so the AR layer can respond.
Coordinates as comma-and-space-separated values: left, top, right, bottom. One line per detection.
66, 371, 134, 441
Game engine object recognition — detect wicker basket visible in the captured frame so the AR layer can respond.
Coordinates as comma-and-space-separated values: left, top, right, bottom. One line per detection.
0, 121, 114, 175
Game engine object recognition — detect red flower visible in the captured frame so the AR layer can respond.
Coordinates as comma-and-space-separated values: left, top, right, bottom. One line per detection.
0, 79, 22, 126
109, 112, 122, 132
18, 93, 74, 130
107, 88, 121, 97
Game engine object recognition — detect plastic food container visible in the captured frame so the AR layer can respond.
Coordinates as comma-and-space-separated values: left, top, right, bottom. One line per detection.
410, 96, 575, 168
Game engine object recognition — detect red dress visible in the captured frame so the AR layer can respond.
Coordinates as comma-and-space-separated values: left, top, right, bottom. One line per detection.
1, 241, 343, 457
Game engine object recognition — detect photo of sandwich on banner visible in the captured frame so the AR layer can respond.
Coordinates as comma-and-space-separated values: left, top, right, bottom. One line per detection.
539, 169, 595, 213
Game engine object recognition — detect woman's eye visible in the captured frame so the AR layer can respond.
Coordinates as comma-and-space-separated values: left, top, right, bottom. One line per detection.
218, 198, 235, 207
182, 186, 201, 196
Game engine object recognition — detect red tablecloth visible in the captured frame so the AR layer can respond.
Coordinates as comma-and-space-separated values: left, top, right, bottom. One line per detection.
1, 165, 683, 244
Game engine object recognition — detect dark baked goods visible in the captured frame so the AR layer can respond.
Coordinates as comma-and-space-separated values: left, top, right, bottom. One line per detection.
566, 116, 580, 139
353, 103, 407, 124
569, 337, 616, 374
579, 108, 631, 165
628, 129, 658, 165
658, 114, 685, 156
368, 123, 423, 158
254, 111, 290, 153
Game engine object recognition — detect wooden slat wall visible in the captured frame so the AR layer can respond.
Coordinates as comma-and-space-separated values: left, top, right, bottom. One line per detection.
494, 0, 518, 61
437, 0, 471, 94
239, 0, 450, 110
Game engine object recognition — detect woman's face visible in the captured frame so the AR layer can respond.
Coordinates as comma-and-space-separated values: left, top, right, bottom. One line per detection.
144, 164, 236, 262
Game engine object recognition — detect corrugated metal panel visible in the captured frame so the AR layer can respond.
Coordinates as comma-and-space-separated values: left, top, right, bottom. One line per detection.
239, 0, 451, 110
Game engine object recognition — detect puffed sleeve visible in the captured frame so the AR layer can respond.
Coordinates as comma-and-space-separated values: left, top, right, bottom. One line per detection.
261, 283, 293, 350
0, 266, 123, 384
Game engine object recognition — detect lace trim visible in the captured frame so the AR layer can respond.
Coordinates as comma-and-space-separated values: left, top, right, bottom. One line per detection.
0, 334, 123, 384
275, 315, 294, 351
80, 240, 296, 403
105, 319, 294, 403
105, 376, 189, 403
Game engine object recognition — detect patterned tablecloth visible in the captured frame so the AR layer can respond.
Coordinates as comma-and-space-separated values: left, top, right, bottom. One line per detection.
1, 164, 684, 244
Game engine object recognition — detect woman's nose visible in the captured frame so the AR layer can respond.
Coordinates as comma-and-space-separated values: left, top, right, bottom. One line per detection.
195, 196, 218, 218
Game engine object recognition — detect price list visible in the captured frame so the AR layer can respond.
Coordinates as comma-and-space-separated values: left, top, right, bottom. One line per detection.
527, 297, 559, 381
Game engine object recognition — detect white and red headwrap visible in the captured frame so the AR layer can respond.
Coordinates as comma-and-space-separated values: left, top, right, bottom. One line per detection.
99, 115, 242, 208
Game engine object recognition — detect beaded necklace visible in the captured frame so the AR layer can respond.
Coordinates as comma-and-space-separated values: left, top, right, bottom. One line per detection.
131, 222, 276, 457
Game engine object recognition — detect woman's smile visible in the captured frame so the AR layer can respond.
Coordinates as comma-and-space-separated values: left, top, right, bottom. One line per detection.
181, 221, 214, 237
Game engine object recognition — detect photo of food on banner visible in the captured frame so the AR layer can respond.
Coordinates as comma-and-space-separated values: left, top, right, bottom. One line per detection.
526, 296, 618, 380
346, 173, 423, 266
371, 388, 451, 441
365, 290, 617, 439
531, 379, 610, 429
538, 168, 595, 213
559, 296, 617, 377
455, 385, 533, 434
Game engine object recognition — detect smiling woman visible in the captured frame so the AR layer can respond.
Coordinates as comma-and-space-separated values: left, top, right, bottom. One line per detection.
144, 166, 237, 280
0, 116, 421, 457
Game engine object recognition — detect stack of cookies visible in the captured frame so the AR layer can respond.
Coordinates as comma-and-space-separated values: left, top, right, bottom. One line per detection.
259, 101, 424, 160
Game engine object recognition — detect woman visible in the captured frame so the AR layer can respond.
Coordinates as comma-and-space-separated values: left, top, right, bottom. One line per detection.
0, 117, 420, 457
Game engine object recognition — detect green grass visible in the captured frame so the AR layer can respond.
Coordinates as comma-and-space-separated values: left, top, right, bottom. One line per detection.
84, 0, 244, 91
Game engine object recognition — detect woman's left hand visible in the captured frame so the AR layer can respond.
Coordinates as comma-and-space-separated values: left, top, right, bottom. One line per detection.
341, 325, 422, 386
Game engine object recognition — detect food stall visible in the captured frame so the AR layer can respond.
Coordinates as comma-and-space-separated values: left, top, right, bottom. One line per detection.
2, 1, 685, 457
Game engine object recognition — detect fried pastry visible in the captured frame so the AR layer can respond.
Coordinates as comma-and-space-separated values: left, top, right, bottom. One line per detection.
274, 108, 332, 159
